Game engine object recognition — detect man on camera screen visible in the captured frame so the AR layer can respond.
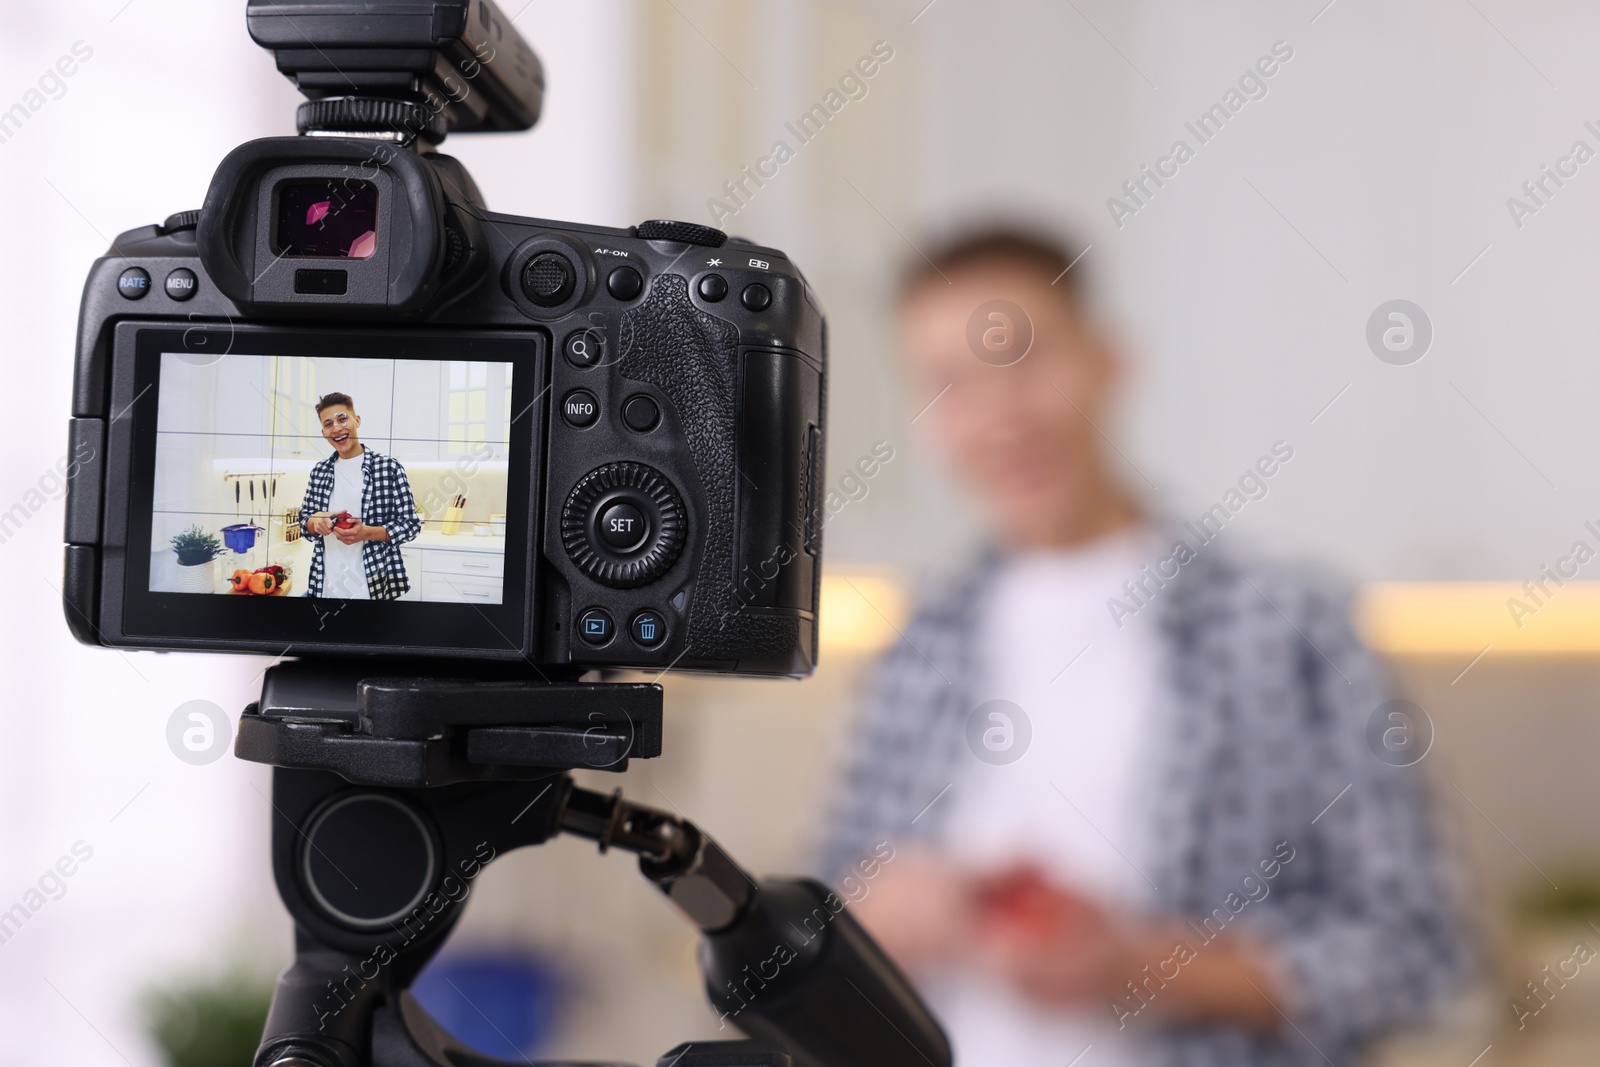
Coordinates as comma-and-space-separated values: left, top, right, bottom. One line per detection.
299, 391, 422, 600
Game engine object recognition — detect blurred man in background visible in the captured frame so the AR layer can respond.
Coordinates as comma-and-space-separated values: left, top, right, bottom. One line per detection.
820, 230, 1470, 1066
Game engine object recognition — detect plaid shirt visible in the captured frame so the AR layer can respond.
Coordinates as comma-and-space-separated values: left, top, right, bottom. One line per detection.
297, 447, 422, 600
817, 534, 1471, 1066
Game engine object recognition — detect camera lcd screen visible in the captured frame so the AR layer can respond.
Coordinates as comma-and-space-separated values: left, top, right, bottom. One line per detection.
117, 327, 541, 656
275, 179, 379, 258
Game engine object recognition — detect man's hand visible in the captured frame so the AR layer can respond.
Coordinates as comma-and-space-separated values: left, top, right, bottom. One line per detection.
307, 512, 334, 536
848, 848, 975, 972
971, 865, 1135, 1006
333, 520, 387, 545
970, 864, 1287, 1031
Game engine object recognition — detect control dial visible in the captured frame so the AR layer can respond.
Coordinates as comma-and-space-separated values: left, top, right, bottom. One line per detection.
636, 219, 727, 247
561, 463, 686, 588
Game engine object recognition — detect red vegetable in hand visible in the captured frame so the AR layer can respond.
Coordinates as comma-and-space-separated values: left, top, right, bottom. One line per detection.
972, 866, 1100, 946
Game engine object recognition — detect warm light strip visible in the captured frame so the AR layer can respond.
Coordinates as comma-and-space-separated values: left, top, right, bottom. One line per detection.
1356, 582, 1600, 655
819, 571, 909, 655
822, 574, 1600, 658
822, 575, 1600, 658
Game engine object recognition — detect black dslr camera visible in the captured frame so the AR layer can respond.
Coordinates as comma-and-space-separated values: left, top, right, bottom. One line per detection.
60, 6, 951, 1067
63, 0, 825, 675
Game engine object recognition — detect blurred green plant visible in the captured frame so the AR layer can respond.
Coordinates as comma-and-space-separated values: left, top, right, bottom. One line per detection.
142, 970, 272, 1067
1517, 867, 1600, 926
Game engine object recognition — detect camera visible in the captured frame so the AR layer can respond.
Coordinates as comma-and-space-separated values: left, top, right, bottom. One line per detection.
61, 0, 827, 676
57, 9, 953, 1066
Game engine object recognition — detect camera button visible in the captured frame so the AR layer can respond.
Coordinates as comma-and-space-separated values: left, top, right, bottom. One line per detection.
164, 268, 199, 301
564, 327, 606, 368
117, 267, 152, 300
630, 611, 667, 648
561, 390, 599, 428
697, 273, 729, 302
578, 609, 615, 645
741, 282, 772, 312
523, 252, 577, 306
598, 503, 649, 551
607, 265, 644, 301
622, 395, 660, 433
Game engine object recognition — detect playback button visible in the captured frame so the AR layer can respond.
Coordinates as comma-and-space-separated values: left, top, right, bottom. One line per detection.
578, 608, 615, 645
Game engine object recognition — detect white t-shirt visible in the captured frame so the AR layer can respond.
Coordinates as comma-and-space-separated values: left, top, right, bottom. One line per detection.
322, 454, 369, 600
928, 526, 1162, 1067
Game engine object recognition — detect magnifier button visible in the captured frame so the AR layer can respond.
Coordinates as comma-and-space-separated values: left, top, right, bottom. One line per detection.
564, 327, 606, 368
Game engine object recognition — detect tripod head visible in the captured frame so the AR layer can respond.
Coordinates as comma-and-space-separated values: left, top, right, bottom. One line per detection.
246, 0, 543, 144
239, 665, 952, 1067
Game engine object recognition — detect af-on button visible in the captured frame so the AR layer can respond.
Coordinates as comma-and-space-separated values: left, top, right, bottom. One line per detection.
607, 266, 644, 301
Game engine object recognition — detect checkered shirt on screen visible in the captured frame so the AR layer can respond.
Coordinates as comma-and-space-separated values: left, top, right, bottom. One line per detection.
298, 447, 422, 600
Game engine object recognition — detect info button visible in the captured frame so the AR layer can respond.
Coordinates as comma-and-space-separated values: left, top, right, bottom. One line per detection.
561, 389, 598, 428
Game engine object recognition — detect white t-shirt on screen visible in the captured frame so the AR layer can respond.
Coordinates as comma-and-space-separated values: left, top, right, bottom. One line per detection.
322, 453, 369, 600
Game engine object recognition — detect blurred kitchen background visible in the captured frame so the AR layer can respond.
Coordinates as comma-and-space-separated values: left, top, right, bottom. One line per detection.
150, 354, 511, 599
4, 1, 1600, 1064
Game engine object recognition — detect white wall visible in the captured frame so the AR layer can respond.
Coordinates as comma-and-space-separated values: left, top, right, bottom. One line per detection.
899, 0, 1600, 583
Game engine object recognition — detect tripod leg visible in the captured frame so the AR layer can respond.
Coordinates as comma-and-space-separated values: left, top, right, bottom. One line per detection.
253, 768, 575, 1066
255, 935, 386, 1067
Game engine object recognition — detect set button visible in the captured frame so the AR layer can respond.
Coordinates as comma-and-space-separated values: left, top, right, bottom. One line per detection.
597, 502, 649, 551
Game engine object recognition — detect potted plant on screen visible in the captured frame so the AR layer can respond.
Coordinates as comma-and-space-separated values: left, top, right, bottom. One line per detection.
169, 525, 223, 594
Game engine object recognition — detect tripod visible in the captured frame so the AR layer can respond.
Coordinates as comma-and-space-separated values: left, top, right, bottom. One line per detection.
236, 662, 951, 1067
